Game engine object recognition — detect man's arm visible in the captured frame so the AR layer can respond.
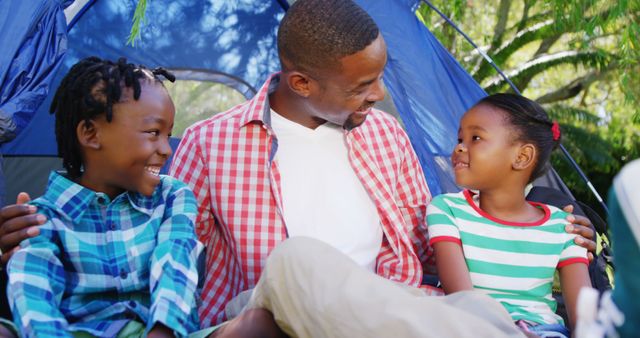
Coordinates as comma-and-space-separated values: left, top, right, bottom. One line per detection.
0, 193, 45, 265
148, 180, 202, 337
394, 127, 433, 273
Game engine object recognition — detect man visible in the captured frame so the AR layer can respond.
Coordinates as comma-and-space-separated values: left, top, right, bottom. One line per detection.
0, 0, 596, 336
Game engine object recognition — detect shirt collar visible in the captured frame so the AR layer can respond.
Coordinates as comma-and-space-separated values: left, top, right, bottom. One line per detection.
239, 73, 280, 128
43, 171, 158, 223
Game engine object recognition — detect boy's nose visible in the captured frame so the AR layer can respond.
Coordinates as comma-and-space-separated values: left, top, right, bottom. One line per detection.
159, 139, 173, 157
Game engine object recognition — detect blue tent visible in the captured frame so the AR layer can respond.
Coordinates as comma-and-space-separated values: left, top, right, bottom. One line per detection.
0, 0, 571, 205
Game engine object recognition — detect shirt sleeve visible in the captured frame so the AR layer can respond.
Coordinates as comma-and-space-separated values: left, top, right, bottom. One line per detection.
147, 179, 204, 337
7, 217, 72, 338
557, 234, 589, 268
169, 126, 213, 243
394, 127, 433, 272
426, 195, 462, 246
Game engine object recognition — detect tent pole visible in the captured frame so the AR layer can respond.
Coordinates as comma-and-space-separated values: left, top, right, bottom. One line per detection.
420, 0, 609, 215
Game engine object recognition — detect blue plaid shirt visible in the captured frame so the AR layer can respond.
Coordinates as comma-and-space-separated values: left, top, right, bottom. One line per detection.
7, 172, 203, 338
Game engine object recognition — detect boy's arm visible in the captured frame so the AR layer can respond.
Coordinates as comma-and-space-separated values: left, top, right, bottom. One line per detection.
148, 181, 202, 337
7, 222, 72, 338
432, 241, 473, 294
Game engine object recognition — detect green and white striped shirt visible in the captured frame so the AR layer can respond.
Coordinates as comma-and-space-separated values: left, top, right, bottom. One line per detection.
427, 190, 588, 325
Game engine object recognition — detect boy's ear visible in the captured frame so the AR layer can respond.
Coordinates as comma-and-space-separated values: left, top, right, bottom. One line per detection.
513, 143, 536, 171
285, 71, 313, 98
76, 119, 101, 150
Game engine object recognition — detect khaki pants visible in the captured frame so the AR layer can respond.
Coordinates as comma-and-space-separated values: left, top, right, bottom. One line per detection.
246, 237, 525, 338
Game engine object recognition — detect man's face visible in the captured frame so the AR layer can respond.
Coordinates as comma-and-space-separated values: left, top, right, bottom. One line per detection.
306, 34, 387, 130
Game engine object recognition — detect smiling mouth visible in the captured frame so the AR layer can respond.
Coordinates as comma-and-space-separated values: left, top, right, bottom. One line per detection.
453, 162, 469, 169
145, 166, 161, 176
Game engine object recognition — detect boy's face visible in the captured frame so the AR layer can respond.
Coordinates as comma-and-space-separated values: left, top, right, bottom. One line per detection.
88, 82, 175, 198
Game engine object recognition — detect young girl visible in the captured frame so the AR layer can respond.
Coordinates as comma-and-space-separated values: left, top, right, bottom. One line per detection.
427, 93, 591, 337
6, 57, 207, 338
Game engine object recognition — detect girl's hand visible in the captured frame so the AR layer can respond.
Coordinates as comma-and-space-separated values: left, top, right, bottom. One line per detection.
562, 204, 597, 261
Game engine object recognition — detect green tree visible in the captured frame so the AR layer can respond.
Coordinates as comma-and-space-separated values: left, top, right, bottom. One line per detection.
418, 0, 640, 214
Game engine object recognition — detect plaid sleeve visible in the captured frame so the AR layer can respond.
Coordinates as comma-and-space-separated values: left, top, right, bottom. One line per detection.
426, 195, 462, 246
169, 126, 212, 243
395, 127, 433, 272
7, 218, 72, 338
148, 179, 204, 337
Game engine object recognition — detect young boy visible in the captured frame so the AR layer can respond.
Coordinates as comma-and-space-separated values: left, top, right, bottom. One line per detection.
6, 57, 203, 338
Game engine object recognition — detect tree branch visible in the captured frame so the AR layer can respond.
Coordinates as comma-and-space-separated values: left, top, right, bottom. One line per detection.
536, 69, 611, 104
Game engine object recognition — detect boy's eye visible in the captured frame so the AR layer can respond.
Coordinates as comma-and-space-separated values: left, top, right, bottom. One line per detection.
147, 130, 160, 137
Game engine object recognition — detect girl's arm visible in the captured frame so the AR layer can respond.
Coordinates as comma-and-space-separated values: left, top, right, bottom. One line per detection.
433, 241, 473, 294
559, 262, 591, 331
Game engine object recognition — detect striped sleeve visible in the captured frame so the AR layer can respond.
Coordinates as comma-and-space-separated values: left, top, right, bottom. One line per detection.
426, 195, 461, 245
558, 235, 589, 268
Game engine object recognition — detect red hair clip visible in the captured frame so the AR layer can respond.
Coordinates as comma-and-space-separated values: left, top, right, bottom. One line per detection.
551, 121, 561, 141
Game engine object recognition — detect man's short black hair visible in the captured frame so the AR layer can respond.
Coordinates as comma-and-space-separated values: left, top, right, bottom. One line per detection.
277, 0, 380, 75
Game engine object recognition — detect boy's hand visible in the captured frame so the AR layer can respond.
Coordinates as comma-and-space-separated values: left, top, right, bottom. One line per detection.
147, 323, 175, 338
563, 204, 597, 261
0, 193, 46, 265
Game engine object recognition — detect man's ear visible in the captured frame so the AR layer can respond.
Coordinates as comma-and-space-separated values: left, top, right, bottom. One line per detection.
285, 71, 314, 98
513, 143, 536, 171
76, 119, 101, 150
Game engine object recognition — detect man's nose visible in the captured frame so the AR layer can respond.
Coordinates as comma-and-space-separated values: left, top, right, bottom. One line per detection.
367, 77, 385, 102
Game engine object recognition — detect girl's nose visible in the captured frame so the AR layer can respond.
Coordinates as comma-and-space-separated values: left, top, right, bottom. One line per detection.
454, 143, 466, 153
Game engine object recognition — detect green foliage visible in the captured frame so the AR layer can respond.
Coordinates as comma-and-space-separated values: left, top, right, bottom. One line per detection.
127, 0, 147, 46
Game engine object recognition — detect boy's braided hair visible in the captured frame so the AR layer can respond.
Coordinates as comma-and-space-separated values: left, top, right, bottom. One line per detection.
50, 56, 175, 179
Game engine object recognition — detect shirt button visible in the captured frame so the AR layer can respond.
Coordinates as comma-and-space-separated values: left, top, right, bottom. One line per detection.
109, 222, 116, 231
97, 196, 106, 205
120, 269, 128, 279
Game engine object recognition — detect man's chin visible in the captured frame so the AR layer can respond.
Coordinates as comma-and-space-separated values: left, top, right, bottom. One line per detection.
343, 112, 369, 130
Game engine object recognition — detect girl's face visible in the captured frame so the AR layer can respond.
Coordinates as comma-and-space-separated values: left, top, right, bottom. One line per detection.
87, 82, 175, 198
452, 104, 522, 191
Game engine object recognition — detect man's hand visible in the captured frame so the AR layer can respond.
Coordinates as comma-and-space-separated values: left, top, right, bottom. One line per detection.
0, 193, 46, 265
562, 204, 597, 261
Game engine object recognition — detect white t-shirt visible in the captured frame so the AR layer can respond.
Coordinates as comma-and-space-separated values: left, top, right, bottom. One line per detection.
270, 110, 382, 271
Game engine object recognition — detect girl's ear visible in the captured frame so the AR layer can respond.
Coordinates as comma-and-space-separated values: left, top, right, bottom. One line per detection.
513, 143, 536, 171
77, 119, 101, 150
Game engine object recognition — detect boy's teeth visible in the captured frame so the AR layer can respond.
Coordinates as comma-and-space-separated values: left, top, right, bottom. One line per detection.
145, 166, 160, 176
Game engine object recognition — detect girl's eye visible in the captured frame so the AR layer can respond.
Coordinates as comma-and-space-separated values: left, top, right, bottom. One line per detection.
457, 138, 463, 144
472, 135, 481, 141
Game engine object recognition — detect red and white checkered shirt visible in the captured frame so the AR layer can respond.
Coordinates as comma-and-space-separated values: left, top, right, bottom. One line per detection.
170, 74, 433, 326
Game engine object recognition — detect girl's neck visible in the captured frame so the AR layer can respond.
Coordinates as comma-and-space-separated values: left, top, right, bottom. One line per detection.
476, 187, 544, 224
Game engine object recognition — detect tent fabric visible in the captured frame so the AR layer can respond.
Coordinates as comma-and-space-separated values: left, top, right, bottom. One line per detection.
1, 0, 285, 156
0, 0, 71, 144
0, 0, 574, 202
